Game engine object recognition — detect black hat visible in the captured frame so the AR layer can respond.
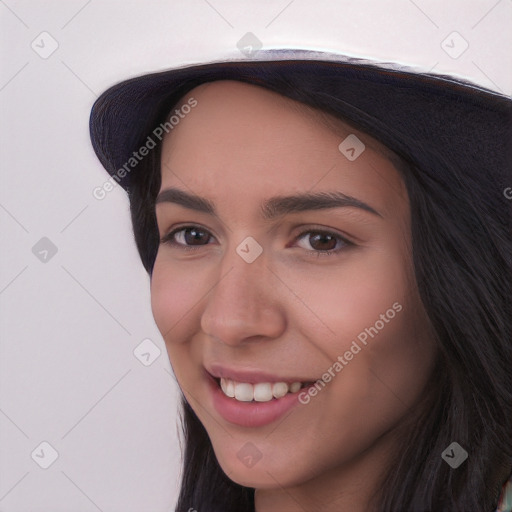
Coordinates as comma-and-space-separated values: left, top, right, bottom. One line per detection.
89, 48, 512, 194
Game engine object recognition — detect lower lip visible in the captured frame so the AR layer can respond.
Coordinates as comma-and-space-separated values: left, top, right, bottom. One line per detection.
206, 372, 303, 428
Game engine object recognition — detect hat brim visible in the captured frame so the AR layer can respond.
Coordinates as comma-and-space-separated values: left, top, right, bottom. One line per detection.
89, 49, 512, 192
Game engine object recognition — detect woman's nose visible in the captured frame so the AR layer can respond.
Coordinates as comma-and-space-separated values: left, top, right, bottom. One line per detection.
200, 247, 286, 347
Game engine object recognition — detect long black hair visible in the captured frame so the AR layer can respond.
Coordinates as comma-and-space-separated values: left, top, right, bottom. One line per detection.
125, 65, 512, 511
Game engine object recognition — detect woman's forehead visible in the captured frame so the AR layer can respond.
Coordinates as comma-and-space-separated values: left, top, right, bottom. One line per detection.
163, 79, 396, 162
158, 80, 408, 221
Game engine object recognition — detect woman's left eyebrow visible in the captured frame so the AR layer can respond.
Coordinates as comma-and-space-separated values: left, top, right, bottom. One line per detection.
155, 187, 382, 219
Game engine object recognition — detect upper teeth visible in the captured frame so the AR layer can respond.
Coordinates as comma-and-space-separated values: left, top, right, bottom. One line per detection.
220, 378, 303, 402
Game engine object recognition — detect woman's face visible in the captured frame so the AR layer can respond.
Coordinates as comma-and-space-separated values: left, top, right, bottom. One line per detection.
151, 80, 437, 504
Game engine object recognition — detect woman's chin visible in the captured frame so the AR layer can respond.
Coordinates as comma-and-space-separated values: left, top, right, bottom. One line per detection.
218, 462, 304, 490
213, 445, 318, 490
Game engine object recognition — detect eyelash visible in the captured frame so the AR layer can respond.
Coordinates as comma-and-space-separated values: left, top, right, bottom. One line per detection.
160, 225, 353, 258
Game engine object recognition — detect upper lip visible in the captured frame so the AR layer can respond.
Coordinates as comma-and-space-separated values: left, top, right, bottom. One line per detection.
205, 362, 314, 384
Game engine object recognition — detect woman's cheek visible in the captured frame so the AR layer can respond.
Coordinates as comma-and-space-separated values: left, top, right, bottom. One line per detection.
292, 252, 407, 341
150, 261, 199, 339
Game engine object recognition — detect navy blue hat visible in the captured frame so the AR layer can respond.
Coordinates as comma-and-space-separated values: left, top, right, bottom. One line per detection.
89, 48, 512, 194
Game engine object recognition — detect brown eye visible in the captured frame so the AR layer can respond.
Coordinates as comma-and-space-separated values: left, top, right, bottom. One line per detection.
161, 225, 214, 247
294, 229, 351, 256
305, 232, 338, 251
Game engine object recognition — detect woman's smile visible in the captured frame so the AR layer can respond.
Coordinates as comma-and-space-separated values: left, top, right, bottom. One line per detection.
201, 363, 317, 427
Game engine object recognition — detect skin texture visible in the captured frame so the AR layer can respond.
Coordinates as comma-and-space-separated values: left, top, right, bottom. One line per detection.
150, 80, 438, 512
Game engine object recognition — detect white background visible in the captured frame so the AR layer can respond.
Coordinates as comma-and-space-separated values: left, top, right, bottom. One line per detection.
1, 1, 511, 511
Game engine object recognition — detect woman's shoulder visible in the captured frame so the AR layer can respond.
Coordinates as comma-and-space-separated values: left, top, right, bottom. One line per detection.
496, 475, 512, 512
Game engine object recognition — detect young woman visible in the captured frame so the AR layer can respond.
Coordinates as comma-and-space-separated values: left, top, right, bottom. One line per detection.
89, 49, 512, 511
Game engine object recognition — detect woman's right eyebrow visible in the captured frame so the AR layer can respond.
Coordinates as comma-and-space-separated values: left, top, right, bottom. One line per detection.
155, 187, 382, 219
